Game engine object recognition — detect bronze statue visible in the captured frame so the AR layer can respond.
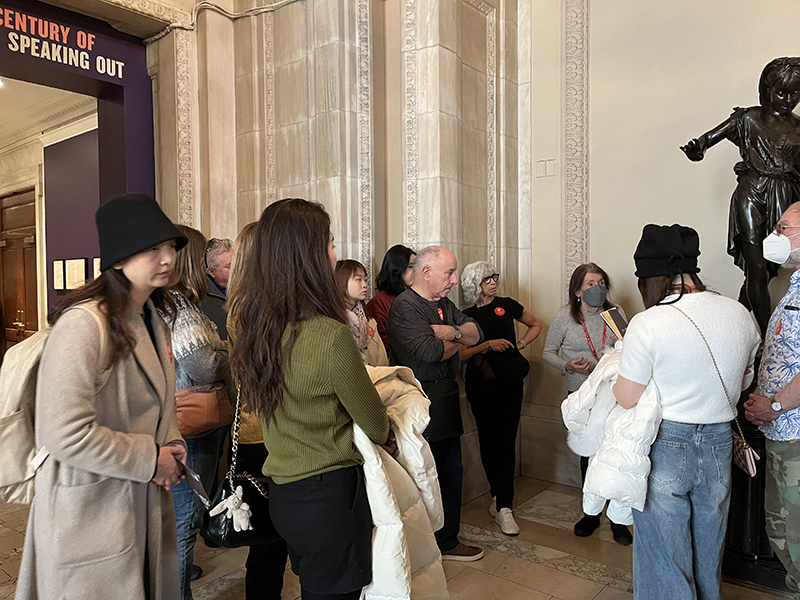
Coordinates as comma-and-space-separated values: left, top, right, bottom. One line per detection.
681, 57, 800, 336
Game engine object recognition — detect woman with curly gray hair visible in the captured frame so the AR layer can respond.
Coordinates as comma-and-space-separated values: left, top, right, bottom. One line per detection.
460, 261, 542, 536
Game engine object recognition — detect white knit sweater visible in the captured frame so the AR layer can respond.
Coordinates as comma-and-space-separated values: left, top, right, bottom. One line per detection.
617, 292, 760, 424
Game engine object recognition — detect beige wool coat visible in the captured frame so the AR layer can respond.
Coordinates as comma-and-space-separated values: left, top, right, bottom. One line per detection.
16, 300, 183, 600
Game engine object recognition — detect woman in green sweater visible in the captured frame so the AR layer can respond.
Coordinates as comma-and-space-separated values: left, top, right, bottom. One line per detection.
229, 198, 394, 600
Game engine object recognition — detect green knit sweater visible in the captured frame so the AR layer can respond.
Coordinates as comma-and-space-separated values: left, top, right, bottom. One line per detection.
261, 316, 390, 484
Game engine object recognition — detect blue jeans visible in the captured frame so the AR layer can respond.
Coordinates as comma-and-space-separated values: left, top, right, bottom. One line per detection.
172, 426, 228, 599
632, 420, 732, 600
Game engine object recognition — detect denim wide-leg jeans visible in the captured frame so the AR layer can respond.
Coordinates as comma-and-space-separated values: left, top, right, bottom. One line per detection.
632, 420, 732, 600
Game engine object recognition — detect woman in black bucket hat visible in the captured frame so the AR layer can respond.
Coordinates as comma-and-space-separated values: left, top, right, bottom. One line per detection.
611, 224, 760, 600
16, 194, 188, 599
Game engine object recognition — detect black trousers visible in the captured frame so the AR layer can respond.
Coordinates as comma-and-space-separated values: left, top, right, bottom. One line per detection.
428, 436, 464, 552
268, 466, 372, 597
467, 374, 524, 510
237, 443, 288, 600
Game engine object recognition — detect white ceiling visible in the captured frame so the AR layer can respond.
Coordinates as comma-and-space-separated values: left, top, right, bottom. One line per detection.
0, 76, 96, 151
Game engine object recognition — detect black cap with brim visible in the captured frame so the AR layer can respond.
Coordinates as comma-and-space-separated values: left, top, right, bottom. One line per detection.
96, 194, 188, 271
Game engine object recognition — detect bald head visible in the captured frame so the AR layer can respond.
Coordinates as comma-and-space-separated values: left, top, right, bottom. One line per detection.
411, 246, 459, 300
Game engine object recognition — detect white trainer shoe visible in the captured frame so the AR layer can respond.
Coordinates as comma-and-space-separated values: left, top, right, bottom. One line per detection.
495, 507, 520, 536
488, 496, 497, 517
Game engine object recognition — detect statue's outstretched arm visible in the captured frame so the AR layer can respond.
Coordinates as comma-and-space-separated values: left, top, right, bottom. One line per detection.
681, 118, 734, 161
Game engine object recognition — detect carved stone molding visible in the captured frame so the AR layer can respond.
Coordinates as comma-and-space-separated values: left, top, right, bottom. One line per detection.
357, 0, 373, 276
175, 29, 194, 226
564, 0, 589, 289
402, 0, 419, 247
264, 12, 276, 206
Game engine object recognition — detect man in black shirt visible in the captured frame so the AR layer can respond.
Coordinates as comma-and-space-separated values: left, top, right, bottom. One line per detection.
387, 246, 484, 561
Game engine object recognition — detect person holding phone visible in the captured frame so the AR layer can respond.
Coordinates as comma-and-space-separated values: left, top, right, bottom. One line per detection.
542, 262, 629, 542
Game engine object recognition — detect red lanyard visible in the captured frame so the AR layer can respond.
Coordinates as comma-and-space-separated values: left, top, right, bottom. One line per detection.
581, 318, 605, 362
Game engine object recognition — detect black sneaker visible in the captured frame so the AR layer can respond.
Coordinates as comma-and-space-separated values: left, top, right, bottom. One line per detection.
573, 513, 601, 537
610, 522, 633, 546
190, 564, 203, 581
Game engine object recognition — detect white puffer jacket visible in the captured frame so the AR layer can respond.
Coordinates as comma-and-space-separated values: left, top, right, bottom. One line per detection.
353, 366, 449, 600
561, 346, 662, 525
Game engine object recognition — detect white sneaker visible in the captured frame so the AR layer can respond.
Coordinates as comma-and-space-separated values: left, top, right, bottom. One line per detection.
495, 508, 520, 536
488, 496, 497, 517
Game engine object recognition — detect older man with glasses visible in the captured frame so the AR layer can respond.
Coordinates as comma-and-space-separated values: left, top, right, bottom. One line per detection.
746, 202, 800, 598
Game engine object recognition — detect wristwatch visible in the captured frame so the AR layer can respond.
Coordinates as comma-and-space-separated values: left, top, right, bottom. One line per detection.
453, 326, 462, 341
771, 397, 784, 413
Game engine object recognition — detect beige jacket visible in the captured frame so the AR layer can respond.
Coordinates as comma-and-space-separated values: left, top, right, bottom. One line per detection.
16, 300, 183, 600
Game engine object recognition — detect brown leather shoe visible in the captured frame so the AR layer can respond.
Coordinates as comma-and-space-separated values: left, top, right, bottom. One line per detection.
441, 542, 484, 562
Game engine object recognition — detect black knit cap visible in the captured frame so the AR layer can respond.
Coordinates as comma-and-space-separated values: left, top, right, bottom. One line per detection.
96, 194, 188, 271
634, 224, 701, 278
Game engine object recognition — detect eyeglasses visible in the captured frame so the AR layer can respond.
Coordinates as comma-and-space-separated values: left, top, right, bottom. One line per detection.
482, 273, 500, 285
776, 224, 800, 235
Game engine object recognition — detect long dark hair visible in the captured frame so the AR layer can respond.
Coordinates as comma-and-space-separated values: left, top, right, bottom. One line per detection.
375, 244, 415, 296
568, 263, 615, 324
638, 273, 707, 310
48, 269, 176, 369
229, 199, 346, 422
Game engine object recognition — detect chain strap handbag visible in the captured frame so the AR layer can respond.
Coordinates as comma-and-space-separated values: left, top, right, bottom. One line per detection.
204, 388, 282, 547
672, 306, 760, 477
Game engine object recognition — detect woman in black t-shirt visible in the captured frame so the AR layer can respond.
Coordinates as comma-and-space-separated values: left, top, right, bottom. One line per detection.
460, 261, 542, 536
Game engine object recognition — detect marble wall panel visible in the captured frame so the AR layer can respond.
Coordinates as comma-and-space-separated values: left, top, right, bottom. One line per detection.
314, 0, 343, 46
417, 177, 442, 243
501, 190, 519, 249
461, 126, 488, 188
235, 72, 257, 135
502, 134, 518, 194
275, 61, 309, 127
417, 113, 441, 180
503, 22, 518, 84
236, 131, 260, 191
462, 65, 488, 132
440, 47, 459, 118
520, 415, 581, 487
274, 2, 308, 67
315, 43, 344, 113
418, 46, 442, 115
278, 184, 312, 204
503, 78, 518, 139
440, 114, 460, 182
419, 0, 458, 52
315, 111, 343, 179
461, 185, 489, 248
459, 2, 488, 74
276, 123, 309, 189
440, 176, 460, 244
233, 17, 255, 77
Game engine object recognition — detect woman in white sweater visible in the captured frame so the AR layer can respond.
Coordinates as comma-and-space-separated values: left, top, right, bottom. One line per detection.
613, 224, 760, 600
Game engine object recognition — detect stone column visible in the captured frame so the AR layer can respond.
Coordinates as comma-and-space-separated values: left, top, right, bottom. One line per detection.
196, 7, 238, 238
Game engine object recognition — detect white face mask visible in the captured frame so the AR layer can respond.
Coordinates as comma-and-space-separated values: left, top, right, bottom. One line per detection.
763, 230, 800, 264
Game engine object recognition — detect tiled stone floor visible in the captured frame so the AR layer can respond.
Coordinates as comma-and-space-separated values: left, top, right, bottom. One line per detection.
0, 477, 792, 599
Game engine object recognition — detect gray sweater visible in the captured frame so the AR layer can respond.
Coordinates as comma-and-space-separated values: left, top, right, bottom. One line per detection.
169, 291, 232, 392
542, 305, 626, 392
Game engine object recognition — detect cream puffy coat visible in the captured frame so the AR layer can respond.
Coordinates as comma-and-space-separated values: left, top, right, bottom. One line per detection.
561, 346, 662, 525
16, 301, 183, 600
353, 366, 449, 600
